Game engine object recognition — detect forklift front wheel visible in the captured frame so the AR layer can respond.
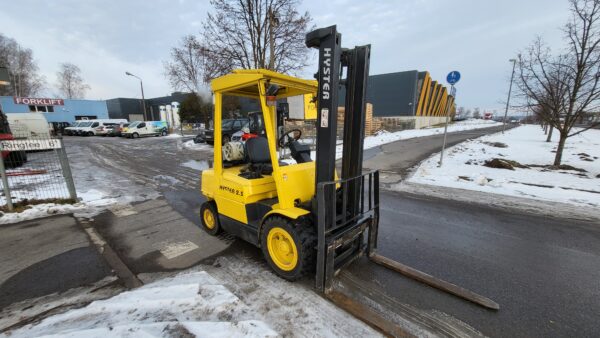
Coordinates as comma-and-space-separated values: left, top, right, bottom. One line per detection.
261, 216, 316, 281
200, 201, 221, 236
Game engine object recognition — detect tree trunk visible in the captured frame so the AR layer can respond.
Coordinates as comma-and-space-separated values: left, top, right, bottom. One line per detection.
553, 132, 567, 165
546, 126, 553, 142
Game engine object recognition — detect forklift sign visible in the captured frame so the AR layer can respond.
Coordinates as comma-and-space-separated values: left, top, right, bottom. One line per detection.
0, 139, 62, 151
320, 108, 329, 128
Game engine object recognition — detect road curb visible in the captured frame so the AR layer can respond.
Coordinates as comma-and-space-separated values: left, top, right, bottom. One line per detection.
76, 218, 143, 289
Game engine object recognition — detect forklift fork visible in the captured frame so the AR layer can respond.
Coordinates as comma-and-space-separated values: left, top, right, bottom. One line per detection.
314, 170, 499, 311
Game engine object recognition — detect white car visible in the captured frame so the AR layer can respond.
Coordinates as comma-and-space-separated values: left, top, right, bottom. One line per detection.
77, 119, 129, 136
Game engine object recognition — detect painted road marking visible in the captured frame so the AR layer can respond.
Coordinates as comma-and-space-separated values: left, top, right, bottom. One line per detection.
109, 204, 138, 217
159, 241, 199, 259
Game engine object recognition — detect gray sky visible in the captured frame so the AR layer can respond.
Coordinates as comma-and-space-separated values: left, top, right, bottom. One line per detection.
1, 0, 569, 112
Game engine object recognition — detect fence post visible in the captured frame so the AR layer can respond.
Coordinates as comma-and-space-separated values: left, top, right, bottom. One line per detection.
57, 138, 77, 201
0, 154, 13, 211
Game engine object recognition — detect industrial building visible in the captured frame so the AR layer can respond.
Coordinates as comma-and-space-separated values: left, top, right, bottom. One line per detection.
0, 96, 109, 123
339, 70, 456, 129
106, 92, 191, 121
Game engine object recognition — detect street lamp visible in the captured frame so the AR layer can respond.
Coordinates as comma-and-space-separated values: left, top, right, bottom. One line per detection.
125, 71, 147, 121
502, 57, 518, 134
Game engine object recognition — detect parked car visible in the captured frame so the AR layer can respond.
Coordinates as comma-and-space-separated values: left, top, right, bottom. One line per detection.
73, 121, 93, 135
122, 121, 168, 138
49, 122, 71, 136
106, 122, 129, 137
77, 119, 129, 136
197, 118, 249, 145
64, 121, 84, 136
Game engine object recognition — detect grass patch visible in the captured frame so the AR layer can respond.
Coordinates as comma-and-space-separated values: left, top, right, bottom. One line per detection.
0, 198, 77, 213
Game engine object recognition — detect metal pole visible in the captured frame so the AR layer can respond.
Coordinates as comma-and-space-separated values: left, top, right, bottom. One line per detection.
438, 84, 453, 167
57, 138, 77, 201
139, 80, 147, 121
502, 59, 517, 134
0, 153, 13, 211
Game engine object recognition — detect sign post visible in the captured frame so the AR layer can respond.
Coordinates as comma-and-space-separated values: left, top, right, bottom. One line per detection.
439, 71, 460, 167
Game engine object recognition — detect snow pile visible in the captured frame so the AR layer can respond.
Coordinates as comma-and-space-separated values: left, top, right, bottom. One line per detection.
203, 256, 381, 337
6, 271, 277, 338
407, 125, 600, 207
363, 119, 501, 150
165, 133, 183, 138
181, 139, 211, 151
181, 159, 210, 171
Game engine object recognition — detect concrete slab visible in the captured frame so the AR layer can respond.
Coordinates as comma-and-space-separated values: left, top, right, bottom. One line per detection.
91, 198, 230, 273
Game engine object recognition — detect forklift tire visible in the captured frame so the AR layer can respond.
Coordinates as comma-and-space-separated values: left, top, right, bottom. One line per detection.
260, 216, 316, 281
200, 201, 221, 235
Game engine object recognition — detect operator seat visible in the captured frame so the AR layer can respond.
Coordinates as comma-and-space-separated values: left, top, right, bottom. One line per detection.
243, 137, 289, 178
244, 137, 274, 176
246, 137, 271, 164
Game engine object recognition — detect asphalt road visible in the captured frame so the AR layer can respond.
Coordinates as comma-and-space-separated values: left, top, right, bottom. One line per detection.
0, 215, 112, 310
5, 127, 597, 336
345, 190, 600, 337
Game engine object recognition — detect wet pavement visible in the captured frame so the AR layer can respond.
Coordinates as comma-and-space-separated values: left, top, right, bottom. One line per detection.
0, 215, 112, 310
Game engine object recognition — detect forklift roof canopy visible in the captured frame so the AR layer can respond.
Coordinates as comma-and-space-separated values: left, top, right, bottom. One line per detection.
211, 69, 317, 98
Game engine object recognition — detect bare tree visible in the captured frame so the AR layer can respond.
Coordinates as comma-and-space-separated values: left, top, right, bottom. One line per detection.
201, 0, 312, 80
55, 63, 90, 99
163, 35, 209, 93
0, 34, 45, 96
516, 0, 600, 165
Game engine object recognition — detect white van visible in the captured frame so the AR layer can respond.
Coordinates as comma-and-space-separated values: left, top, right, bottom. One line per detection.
6, 113, 51, 139
64, 121, 84, 136
122, 121, 168, 138
78, 119, 128, 136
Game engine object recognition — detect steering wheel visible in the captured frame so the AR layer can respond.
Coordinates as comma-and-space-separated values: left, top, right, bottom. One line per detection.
278, 129, 302, 147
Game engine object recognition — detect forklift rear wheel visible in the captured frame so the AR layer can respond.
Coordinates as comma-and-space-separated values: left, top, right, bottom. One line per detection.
261, 216, 316, 281
200, 201, 221, 235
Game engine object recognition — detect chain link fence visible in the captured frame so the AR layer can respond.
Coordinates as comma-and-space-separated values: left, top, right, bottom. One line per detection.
0, 135, 77, 212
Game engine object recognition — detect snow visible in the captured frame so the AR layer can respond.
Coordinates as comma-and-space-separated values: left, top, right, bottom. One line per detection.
282, 119, 501, 164
362, 119, 501, 150
181, 139, 211, 151
5, 271, 278, 338
181, 159, 210, 171
407, 125, 600, 207
199, 255, 382, 338
165, 133, 183, 138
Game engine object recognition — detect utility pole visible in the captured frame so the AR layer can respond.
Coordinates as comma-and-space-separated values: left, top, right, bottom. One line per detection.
502, 57, 518, 134
125, 72, 147, 121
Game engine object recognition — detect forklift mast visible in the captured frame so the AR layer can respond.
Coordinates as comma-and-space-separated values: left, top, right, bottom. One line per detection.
307, 25, 371, 222
307, 26, 377, 292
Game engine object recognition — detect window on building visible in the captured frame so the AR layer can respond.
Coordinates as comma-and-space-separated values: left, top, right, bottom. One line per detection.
28, 105, 55, 113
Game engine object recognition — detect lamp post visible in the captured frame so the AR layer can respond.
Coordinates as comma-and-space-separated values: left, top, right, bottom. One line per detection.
502, 57, 518, 134
125, 71, 147, 121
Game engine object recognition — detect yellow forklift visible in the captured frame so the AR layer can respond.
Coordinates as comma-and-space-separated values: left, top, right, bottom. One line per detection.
200, 26, 498, 322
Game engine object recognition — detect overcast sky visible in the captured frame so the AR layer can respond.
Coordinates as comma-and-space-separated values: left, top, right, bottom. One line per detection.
1, 0, 569, 112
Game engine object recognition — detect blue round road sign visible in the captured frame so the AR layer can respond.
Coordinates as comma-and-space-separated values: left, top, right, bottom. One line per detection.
447, 71, 461, 85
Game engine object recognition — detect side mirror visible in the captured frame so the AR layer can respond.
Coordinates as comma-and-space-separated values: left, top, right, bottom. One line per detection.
278, 103, 289, 119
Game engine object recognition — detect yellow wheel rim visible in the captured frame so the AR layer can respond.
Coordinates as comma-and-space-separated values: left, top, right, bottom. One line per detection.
267, 227, 298, 271
203, 209, 215, 229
